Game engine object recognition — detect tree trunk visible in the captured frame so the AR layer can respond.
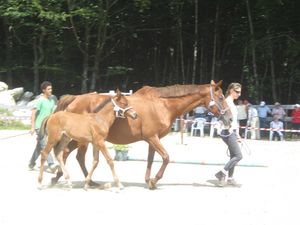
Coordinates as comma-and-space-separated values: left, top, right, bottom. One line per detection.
178, 18, 185, 84
241, 45, 248, 86
191, 0, 198, 84
199, 37, 204, 83
246, 0, 259, 102
81, 52, 89, 93
211, 1, 219, 81
4, 21, 13, 87
33, 38, 39, 94
32, 33, 45, 94
80, 24, 91, 93
265, 28, 277, 102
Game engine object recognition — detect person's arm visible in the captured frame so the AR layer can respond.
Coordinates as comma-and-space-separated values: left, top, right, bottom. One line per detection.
30, 108, 37, 135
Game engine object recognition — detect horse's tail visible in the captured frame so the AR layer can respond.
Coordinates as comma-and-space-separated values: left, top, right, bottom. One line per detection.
54, 94, 77, 112
39, 116, 50, 139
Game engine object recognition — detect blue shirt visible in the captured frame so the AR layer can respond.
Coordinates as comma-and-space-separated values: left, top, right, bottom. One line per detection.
258, 106, 271, 118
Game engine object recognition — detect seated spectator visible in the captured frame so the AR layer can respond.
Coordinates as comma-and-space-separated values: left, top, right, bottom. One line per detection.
271, 102, 286, 123
270, 117, 284, 141
194, 106, 207, 118
291, 104, 300, 138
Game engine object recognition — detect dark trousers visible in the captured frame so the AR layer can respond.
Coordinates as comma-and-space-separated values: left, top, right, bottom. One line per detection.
221, 130, 243, 177
259, 117, 268, 138
29, 129, 54, 167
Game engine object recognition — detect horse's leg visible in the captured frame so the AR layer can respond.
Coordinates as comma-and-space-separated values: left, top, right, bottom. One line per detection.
38, 143, 54, 189
145, 145, 155, 187
84, 145, 100, 190
97, 142, 124, 190
51, 138, 76, 185
54, 145, 72, 188
145, 136, 170, 190
76, 144, 99, 187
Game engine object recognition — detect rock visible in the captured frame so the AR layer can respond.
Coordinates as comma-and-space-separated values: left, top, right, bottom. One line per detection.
17, 91, 34, 106
0, 90, 16, 106
0, 81, 8, 92
8, 87, 24, 101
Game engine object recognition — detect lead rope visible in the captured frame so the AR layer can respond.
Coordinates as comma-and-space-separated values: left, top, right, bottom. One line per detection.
209, 86, 229, 115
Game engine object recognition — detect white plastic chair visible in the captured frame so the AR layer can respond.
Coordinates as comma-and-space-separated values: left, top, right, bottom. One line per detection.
191, 118, 206, 137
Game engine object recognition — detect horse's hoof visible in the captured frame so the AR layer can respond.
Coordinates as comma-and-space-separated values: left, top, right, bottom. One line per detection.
37, 183, 43, 190
66, 181, 72, 188
51, 177, 58, 186
117, 183, 124, 190
83, 183, 90, 191
99, 182, 112, 190
147, 179, 157, 190
88, 180, 99, 187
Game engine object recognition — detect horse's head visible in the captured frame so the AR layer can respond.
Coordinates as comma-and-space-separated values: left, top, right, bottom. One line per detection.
205, 80, 232, 126
111, 89, 137, 119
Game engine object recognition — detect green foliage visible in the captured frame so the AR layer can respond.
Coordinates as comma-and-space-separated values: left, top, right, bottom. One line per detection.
0, 108, 29, 129
107, 66, 133, 76
113, 144, 130, 151
0, 120, 30, 130
133, 0, 151, 10
0, 108, 12, 116
0, 0, 299, 103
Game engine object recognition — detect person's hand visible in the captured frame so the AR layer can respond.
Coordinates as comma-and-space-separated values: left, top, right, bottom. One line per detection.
30, 127, 35, 135
237, 136, 242, 143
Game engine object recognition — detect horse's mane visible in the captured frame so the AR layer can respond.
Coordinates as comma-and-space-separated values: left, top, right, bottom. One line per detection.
54, 94, 77, 112
93, 95, 111, 113
134, 84, 207, 98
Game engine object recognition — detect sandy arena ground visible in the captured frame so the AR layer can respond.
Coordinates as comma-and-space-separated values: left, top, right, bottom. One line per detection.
0, 130, 299, 225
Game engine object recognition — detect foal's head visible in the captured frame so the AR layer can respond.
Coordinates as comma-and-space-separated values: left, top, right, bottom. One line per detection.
204, 80, 232, 126
111, 89, 137, 119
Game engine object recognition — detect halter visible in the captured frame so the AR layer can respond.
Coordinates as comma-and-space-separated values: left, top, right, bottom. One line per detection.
209, 85, 229, 115
111, 98, 133, 118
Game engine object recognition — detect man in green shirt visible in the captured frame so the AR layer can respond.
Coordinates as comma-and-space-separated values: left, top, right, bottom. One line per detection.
28, 81, 58, 173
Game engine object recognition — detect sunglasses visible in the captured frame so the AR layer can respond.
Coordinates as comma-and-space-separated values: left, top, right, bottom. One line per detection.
234, 90, 241, 94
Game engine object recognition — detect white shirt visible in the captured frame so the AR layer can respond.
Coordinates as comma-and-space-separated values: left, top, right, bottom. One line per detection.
248, 106, 258, 119
226, 96, 238, 130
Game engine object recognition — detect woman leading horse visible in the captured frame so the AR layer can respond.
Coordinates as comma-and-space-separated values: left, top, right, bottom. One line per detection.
52, 80, 231, 189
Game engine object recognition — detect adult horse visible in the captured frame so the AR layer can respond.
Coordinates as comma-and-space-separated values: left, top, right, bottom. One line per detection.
38, 90, 137, 190
53, 80, 231, 189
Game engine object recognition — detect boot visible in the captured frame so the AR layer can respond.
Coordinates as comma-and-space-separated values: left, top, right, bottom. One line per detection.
215, 171, 226, 187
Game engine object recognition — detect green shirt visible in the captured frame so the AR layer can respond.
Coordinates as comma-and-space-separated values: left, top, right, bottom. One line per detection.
34, 95, 57, 129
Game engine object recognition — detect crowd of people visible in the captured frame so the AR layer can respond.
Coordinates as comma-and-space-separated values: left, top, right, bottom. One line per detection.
236, 100, 299, 141
188, 98, 300, 142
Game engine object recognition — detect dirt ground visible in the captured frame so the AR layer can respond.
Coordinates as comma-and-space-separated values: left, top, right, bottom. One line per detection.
0, 130, 299, 225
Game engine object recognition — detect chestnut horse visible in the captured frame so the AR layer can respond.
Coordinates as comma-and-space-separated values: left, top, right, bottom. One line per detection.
53, 80, 231, 189
38, 90, 137, 190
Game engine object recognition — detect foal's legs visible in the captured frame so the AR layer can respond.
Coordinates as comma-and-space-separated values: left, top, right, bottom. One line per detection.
83, 145, 100, 190
97, 143, 123, 190
84, 139, 123, 190
52, 137, 72, 187
51, 141, 97, 186
38, 142, 55, 189
145, 136, 170, 189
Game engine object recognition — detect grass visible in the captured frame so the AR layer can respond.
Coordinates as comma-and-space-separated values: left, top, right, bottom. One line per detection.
0, 108, 30, 130
0, 120, 30, 130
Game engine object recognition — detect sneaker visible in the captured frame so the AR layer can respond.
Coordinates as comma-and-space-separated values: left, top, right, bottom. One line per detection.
48, 164, 59, 174
215, 171, 226, 187
227, 178, 238, 186
28, 163, 36, 171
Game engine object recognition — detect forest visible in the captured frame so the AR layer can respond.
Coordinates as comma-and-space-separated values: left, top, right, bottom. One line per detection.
0, 0, 299, 104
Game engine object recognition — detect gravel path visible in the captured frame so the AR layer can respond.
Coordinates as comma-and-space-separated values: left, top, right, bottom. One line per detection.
0, 130, 299, 225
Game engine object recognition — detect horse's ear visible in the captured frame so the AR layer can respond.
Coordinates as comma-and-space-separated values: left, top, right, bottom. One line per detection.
216, 80, 223, 88
210, 80, 216, 85
115, 88, 121, 99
